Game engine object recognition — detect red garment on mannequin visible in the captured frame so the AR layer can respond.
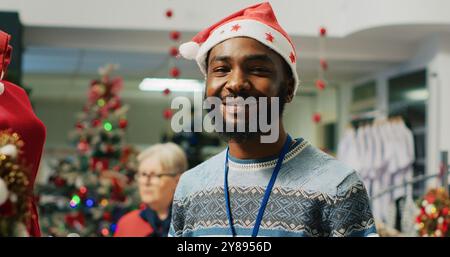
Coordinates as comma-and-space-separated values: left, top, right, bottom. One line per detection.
1, 30, 46, 237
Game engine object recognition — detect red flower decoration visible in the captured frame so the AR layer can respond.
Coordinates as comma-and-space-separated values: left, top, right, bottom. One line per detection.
315, 79, 326, 91
312, 113, 322, 123
163, 88, 171, 96
170, 31, 180, 41
163, 108, 173, 120
319, 27, 327, 36
165, 9, 173, 18
170, 67, 180, 78
320, 59, 328, 70
169, 46, 179, 57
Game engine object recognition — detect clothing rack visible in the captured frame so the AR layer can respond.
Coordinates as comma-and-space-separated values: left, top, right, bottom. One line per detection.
370, 151, 449, 200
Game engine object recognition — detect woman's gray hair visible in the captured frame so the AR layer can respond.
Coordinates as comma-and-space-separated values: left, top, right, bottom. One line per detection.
137, 142, 188, 174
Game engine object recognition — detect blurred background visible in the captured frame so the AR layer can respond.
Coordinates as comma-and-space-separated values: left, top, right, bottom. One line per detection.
1, 0, 449, 237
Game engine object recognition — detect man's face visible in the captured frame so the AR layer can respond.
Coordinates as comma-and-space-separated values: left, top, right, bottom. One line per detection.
205, 37, 294, 141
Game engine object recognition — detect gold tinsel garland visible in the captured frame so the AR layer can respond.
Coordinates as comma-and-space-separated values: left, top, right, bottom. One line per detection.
0, 129, 31, 236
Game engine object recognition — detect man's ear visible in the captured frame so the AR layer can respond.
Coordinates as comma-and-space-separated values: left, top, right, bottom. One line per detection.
284, 77, 295, 103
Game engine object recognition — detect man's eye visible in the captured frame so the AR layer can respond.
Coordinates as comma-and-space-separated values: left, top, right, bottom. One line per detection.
250, 67, 271, 73
213, 67, 229, 73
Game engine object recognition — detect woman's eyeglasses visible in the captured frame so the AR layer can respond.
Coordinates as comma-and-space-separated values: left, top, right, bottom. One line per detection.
136, 172, 178, 182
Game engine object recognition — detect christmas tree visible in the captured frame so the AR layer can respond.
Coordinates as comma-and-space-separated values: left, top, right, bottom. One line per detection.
36, 64, 139, 237
415, 187, 450, 237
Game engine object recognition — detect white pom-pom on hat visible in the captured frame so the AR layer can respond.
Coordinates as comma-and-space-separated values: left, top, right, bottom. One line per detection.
179, 41, 200, 60
0, 144, 18, 158
0, 178, 9, 205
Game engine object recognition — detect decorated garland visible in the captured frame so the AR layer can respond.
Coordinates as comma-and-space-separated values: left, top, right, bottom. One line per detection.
0, 129, 31, 236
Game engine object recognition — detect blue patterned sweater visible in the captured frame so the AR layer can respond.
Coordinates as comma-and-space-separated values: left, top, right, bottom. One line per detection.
169, 138, 377, 237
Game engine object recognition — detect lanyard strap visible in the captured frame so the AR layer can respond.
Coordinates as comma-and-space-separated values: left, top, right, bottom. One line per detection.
224, 134, 292, 237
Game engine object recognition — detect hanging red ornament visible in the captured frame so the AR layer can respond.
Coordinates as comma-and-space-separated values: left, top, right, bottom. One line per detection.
119, 119, 128, 129
163, 108, 173, 120
169, 46, 179, 57
170, 31, 180, 41
319, 26, 327, 36
163, 88, 171, 96
312, 113, 322, 123
170, 67, 180, 78
165, 9, 173, 18
315, 79, 326, 91
320, 59, 328, 71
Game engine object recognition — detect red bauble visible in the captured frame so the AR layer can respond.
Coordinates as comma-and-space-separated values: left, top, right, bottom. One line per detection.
170, 67, 180, 78
165, 9, 173, 18
163, 108, 173, 120
77, 141, 90, 153
163, 88, 171, 96
119, 119, 128, 129
312, 113, 322, 123
320, 59, 328, 70
103, 212, 112, 222
78, 186, 88, 198
319, 27, 327, 36
92, 119, 101, 127
170, 31, 180, 41
315, 79, 326, 91
169, 46, 179, 57
75, 122, 85, 130
0, 199, 15, 217
54, 176, 66, 187
442, 207, 449, 216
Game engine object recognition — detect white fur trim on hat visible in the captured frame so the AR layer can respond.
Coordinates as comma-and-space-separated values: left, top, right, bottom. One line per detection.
179, 41, 200, 60
0, 82, 4, 95
193, 19, 299, 95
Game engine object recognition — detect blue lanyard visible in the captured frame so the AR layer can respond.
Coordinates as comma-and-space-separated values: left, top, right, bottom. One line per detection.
224, 135, 292, 237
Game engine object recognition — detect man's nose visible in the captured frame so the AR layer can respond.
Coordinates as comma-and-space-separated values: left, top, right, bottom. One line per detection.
225, 68, 251, 94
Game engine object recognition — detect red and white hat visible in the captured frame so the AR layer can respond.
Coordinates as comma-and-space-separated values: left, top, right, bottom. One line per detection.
0, 30, 12, 95
179, 2, 300, 94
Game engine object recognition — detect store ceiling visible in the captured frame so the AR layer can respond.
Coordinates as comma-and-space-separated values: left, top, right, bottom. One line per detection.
22, 24, 450, 91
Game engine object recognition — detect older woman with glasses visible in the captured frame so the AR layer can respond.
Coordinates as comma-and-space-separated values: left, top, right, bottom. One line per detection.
114, 142, 188, 237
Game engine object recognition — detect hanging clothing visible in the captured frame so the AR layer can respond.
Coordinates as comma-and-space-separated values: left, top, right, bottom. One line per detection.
337, 118, 415, 224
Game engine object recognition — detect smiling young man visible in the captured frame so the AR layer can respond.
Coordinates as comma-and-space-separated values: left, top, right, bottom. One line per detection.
169, 2, 377, 237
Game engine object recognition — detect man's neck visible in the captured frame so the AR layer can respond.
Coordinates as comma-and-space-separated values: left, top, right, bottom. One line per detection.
228, 126, 288, 160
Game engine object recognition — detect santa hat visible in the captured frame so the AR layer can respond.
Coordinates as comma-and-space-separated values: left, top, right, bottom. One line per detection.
0, 30, 12, 95
179, 2, 300, 95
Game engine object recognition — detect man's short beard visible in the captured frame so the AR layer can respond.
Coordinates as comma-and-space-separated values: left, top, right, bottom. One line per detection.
216, 89, 288, 143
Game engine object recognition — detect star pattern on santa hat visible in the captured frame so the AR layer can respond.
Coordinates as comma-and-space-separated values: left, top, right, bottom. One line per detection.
289, 52, 296, 64
265, 32, 274, 43
231, 24, 241, 32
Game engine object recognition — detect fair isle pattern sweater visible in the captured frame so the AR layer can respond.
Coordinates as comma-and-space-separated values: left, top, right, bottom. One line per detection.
169, 138, 377, 237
